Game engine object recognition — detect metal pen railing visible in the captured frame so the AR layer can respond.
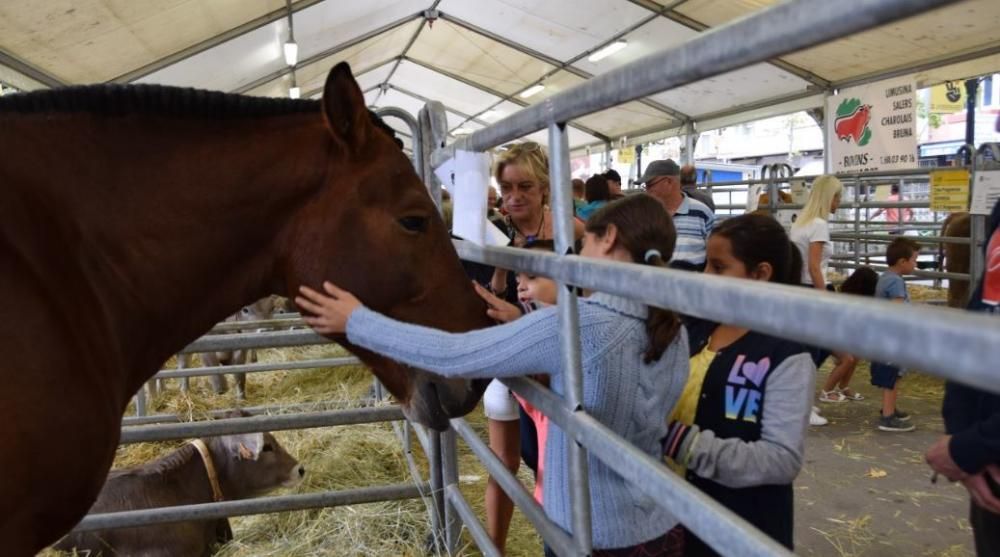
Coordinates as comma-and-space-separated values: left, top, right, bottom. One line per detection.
423, 0, 976, 555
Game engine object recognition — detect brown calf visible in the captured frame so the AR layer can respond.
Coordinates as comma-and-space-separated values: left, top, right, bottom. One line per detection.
55, 423, 302, 556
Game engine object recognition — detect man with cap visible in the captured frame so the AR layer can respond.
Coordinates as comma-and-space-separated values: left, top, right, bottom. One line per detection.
638, 159, 715, 270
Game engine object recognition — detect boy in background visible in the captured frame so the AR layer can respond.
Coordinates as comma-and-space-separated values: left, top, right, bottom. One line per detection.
872, 237, 921, 432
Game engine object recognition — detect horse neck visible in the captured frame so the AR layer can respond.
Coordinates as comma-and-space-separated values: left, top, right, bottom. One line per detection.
11, 112, 329, 395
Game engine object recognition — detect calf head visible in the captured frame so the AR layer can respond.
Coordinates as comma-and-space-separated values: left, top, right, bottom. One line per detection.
207, 428, 304, 499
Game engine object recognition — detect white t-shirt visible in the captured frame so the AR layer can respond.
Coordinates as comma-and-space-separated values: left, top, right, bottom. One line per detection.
790, 217, 832, 285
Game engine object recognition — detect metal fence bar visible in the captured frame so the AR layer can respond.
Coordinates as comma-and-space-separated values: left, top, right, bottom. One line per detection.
180, 329, 329, 353
503, 377, 792, 557
450, 418, 580, 557
72, 483, 427, 532
121, 400, 369, 426
444, 485, 502, 557
441, 429, 462, 555
549, 121, 592, 555
376, 106, 424, 183
432, 0, 958, 167
120, 406, 404, 444
453, 241, 1000, 394
208, 317, 304, 333
827, 261, 969, 281
830, 233, 971, 245
153, 357, 360, 380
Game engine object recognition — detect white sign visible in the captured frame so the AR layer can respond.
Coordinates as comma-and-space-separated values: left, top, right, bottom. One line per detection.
445, 150, 496, 246
971, 170, 1000, 216
827, 77, 917, 174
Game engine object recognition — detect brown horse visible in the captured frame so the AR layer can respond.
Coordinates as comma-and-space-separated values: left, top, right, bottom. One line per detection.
0, 62, 491, 555
939, 211, 971, 308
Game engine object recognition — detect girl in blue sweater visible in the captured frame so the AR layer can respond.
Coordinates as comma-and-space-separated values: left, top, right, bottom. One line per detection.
297, 194, 690, 555
662, 213, 815, 555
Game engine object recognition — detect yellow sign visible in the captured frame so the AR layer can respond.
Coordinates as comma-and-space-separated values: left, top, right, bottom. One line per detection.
929, 81, 964, 113
617, 146, 635, 165
930, 168, 970, 211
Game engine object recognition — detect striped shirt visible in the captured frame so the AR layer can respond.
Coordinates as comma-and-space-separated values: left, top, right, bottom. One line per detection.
671, 194, 715, 267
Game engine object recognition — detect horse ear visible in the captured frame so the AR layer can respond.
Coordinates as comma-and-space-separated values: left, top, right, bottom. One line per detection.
322, 62, 369, 148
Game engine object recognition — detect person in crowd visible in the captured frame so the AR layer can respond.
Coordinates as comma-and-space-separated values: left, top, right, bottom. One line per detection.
475, 239, 558, 511
638, 159, 715, 271
806, 266, 880, 415
572, 178, 587, 214
870, 184, 913, 234
488, 185, 501, 219
577, 174, 613, 221
604, 169, 625, 199
663, 213, 814, 554
482, 141, 585, 551
297, 194, 691, 556
870, 237, 921, 432
789, 175, 855, 422
926, 197, 1000, 556
679, 164, 716, 211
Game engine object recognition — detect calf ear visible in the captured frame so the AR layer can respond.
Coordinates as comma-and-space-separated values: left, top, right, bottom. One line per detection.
223, 432, 264, 461
322, 62, 369, 151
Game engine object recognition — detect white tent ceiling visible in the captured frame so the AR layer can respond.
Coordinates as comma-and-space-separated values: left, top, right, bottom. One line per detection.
2, 0, 999, 151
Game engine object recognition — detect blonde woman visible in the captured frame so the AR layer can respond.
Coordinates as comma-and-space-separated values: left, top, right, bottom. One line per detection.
790, 175, 861, 415
481, 141, 583, 553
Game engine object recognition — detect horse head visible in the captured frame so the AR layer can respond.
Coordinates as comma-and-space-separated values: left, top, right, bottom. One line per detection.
281, 63, 492, 430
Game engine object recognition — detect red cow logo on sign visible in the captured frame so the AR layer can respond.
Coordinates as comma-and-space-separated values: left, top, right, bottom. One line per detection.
834, 100, 873, 146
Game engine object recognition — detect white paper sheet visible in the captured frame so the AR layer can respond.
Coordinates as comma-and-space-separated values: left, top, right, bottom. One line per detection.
971, 169, 1000, 216
450, 150, 492, 245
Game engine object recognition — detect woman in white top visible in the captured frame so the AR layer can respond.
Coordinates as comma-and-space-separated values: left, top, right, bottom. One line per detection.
790, 175, 862, 416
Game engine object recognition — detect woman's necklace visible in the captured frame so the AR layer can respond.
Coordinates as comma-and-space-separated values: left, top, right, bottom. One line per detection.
512, 211, 545, 243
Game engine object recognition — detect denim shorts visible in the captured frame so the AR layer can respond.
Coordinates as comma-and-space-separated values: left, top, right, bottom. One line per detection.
870, 361, 902, 389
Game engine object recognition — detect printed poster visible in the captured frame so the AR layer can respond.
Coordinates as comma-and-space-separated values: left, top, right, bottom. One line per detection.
827, 77, 918, 174
929, 169, 970, 212
971, 170, 1000, 216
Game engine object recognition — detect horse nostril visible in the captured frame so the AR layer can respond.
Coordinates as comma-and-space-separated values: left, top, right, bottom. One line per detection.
298, 466, 305, 478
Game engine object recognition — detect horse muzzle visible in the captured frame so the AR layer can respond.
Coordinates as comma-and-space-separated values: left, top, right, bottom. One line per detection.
406, 373, 488, 431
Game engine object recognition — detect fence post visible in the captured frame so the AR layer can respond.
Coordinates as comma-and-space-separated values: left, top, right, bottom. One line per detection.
548, 121, 592, 555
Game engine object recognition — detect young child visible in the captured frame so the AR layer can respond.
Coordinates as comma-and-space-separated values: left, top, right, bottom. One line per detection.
476, 239, 558, 507
871, 237, 921, 432
663, 213, 815, 554
298, 195, 691, 556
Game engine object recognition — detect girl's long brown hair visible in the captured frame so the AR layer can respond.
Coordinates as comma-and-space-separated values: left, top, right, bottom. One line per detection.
585, 194, 680, 363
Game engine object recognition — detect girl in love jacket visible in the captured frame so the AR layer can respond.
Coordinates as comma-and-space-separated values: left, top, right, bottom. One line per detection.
663, 315, 816, 554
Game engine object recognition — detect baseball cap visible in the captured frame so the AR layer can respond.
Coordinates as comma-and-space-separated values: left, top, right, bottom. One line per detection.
636, 159, 680, 185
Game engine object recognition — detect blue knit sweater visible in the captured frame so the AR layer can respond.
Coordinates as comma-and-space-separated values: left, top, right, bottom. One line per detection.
346, 293, 690, 548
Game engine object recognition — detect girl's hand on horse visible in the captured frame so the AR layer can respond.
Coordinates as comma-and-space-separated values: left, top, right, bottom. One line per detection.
473, 282, 521, 323
296, 282, 361, 334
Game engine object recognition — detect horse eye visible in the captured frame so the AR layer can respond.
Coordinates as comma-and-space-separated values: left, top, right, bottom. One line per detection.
241, 307, 251, 315
262, 443, 274, 452
398, 216, 428, 233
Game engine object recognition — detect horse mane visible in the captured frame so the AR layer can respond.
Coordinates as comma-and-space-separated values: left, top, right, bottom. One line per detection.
0, 83, 401, 145
0, 83, 321, 118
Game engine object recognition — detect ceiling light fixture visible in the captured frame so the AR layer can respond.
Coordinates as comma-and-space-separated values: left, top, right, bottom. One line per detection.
289, 86, 301, 99
481, 109, 501, 120
588, 40, 627, 62
283, 42, 298, 67
519, 84, 545, 99
453, 128, 473, 136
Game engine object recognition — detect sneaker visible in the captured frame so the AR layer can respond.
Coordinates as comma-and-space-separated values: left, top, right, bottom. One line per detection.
893, 409, 911, 421
878, 415, 915, 432
819, 389, 848, 403
810, 409, 828, 426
